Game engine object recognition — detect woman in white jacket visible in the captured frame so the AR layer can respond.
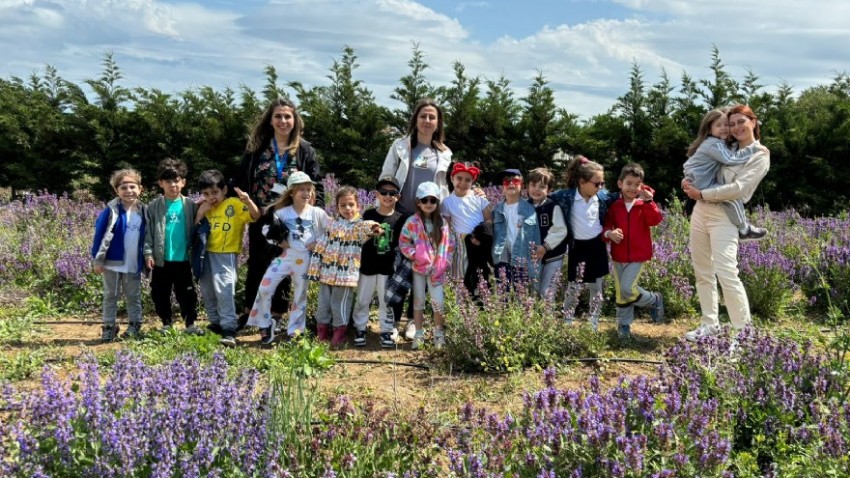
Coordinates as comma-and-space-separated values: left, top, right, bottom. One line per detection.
380, 99, 453, 216
379, 98, 453, 340
682, 104, 770, 343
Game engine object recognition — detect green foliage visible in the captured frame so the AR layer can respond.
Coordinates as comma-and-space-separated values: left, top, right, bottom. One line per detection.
125, 328, 335, 374
443, 283, 606, 373
0, 311, 44, 345
2, 45, 850, 216
0, 348, 63, 381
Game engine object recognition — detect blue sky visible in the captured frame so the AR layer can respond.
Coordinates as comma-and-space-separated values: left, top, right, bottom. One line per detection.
1, 0, 848, 118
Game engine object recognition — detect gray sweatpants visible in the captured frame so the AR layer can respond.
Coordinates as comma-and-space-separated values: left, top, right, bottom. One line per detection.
199, 252, 239, 332
317, 283, 355, 328
612, 262, 656, 326
721, 200, 749, 232
102, 270, 143, 326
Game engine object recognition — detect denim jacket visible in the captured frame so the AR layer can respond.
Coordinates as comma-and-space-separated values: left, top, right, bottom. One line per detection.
549, 188, 619, 245
491, 200, 541, 269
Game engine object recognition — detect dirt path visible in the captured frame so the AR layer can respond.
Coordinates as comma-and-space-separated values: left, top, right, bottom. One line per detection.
3, 317, 695, 416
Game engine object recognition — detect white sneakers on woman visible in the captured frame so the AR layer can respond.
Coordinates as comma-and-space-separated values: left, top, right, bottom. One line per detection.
684, 324, 721, 342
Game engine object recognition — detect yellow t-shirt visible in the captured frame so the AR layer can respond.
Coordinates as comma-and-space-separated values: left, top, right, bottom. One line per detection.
205, 197, 254, 253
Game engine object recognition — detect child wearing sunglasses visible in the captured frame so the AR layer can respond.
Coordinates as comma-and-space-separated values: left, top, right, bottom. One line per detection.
247, 172, 329, 344
399, 182, 455, 350
353, 176, 408, 348
440, 162, 493, 298
550, 156, 618, 331
491, 169, 541, 287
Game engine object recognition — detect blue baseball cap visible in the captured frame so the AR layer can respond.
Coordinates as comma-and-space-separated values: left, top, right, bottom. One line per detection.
415, 181, 441, 199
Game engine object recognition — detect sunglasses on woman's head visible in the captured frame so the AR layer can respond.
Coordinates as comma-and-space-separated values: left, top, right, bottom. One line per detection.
419, 196, 439, 205
378, 189, 399, 197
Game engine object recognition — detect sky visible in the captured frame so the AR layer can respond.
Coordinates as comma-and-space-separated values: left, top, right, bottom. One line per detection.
2, 0, 849, 119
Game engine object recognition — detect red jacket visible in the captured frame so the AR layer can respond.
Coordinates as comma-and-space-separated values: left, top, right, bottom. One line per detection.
603, 198, 663, 263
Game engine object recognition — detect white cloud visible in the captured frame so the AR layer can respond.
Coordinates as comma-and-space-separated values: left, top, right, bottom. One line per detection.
0, 0, 848, 118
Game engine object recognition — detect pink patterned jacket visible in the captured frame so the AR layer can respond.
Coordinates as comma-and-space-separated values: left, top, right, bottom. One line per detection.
399, 214, 455, 284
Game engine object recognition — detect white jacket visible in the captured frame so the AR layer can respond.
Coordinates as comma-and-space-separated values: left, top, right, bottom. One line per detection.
379, 135, 453, 200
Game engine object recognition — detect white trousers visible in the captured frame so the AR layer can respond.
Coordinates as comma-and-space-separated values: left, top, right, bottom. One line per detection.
690, 201, 751, 329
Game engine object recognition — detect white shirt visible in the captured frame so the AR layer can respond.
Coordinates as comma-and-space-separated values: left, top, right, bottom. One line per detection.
441, 193, 489, 235
106, 210, 142, 273
570, 191, 602, 240
504, 202, 520, 249
276, 205, 329, 253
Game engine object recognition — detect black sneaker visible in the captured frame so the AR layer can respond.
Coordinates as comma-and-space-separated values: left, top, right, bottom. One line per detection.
207, 323, 224, 335
219, 334, 237, 347
739, 225, 767, 241
121, 322, 142, 339
649, 292, 665, 323
260, 322, 276, 346
236, 313, 249, 332
101, 325, 120, 342
380, 332, 396, 349
353, 329, 367, 347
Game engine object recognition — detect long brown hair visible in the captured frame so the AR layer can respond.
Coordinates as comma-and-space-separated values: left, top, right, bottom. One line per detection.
416, 197, 444, 246
406, 98, 447, 152
563, 155, 603, 189
245, 98, 304, 157
727, 104, 761, 141
687, 108, 727, 156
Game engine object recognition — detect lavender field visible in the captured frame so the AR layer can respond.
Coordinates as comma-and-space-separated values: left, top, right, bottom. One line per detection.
1, 189, 850, 476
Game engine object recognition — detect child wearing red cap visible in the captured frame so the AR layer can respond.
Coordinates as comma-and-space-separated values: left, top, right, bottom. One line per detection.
440, 162, 493, 298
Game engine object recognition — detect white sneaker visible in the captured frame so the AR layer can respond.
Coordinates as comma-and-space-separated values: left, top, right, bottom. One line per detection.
684, 325, 720, 342
390, 327, 400, 342
405, 322, 416, 340
433, 328, 445, 350
411, 330, 425, 350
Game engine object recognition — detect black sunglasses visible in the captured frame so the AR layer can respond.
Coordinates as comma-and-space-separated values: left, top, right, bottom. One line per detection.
378, 189, 399, 197
418, 197, 439, 205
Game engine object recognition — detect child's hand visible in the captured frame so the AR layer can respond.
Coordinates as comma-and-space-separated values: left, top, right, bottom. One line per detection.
145, 257, 155, 270
608, 228, 624, 244
278, 240, 290, 251
473, 186, 486, 198
532, 245, 546, 261
234, 187, 252, 205
470, 236, 481, 246
93, 265, 105, 274
196, 199, 211, 216
639, 184, 655, 201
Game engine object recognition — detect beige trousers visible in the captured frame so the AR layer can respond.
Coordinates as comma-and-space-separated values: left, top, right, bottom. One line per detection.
689, 201, 751, 329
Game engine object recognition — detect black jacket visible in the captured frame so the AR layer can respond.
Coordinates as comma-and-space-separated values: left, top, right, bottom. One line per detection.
233, 139, 324, 207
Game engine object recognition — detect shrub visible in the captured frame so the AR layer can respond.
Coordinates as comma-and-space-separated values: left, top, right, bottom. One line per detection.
443, 277, 605, 373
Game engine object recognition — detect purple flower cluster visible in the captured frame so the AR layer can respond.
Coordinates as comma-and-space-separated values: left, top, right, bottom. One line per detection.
0, 351, 278, 477
444, 328, 850, 477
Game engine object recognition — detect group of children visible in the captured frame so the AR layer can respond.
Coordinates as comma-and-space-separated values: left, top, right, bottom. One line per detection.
92, 111, 766, 346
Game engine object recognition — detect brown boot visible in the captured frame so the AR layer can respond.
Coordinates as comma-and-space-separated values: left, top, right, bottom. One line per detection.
330, 326, 348, 348
316, 324, 331, 342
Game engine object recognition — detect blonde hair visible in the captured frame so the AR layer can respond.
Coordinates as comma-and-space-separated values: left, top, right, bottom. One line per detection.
270, 182, 315, 210
110, 169, 142, 190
